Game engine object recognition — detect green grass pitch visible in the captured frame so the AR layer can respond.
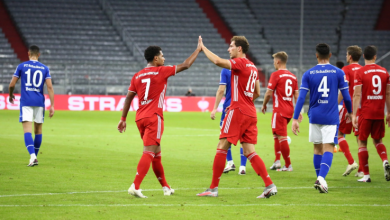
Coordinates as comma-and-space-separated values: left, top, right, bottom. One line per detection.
0, 110, 389, 220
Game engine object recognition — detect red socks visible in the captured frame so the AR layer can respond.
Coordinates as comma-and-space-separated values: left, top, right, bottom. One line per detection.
358, 147, 369, 175
279, 138, 291, 167
210, 149, 228, 189
375, 143, 388, 162
133, 151, 155, 190
247, 152, 273, 187
338, 137, 355, 165
274, 136, 281, 162
152, 152, 169, 188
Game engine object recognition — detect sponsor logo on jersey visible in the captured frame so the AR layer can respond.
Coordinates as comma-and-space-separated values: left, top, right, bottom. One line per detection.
26, 87, 40, 92
23, 64, 45, 69
318, 99, 328, 104
230, 59, 236, 64
310, 69, 337, 74
367, 95, 383, 100
282, 97, 292, 101
136, 72, 159, 79
141, 99, 153, 105
244, 91, 253, 98
246, 64, 256, 68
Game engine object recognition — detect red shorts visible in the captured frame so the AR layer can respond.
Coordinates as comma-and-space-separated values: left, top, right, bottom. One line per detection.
339, 107, 353, 134
136, 114, 164, 146
358, 117, 385, 141
271, 112, 291, 136
220, 108, 257, 145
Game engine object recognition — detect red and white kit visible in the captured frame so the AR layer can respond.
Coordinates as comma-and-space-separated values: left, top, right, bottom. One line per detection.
339, 63, 362, 135
220, 58, 259, 145
128, 65, 176, 146
267, 70, 298, 136
355, 64, 390, 141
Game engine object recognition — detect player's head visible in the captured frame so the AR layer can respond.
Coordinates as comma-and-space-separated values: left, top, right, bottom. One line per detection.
144, 46, 165, 66
363, 45, 377, 61
346, 45, 362, 63
336, 61, 344, 69
28, 45, 40, 59
315, 43, 331, 61
272, 51, 288, 70
228, 36, 249, 58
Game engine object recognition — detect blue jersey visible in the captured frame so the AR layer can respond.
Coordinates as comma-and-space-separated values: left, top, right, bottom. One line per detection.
300, 64, 348, 125
13, 60, 51, 107
219, 68, 231, 109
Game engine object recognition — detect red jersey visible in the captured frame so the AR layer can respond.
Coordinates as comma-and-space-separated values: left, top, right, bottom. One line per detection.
342, 63, 362, 110
355, 64, 390, 120
267, 69, 298, 118
228, 57, 258, 117
128, 65, 176, 121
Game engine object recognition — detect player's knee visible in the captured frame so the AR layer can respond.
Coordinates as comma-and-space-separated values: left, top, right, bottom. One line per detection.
373, 139, 382, 146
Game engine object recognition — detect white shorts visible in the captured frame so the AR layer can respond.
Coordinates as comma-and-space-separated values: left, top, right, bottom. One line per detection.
309, 123, 338, 144
19, 106, 44, 123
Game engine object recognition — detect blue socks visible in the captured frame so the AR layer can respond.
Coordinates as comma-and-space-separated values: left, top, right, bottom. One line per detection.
34, 134, 42, 156
318, 152, 333, 179
24, 133, 35, 155
240, 147, 247, 166
226, 146, 233, 162
313, 154, 323, 177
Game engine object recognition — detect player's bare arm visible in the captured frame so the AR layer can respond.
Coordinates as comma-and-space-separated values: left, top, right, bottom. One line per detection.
261, 89, 273, 114
176, 36, 202, 73
118, 91, 136, 133
352, 85, 362, 129
210, 84, 226, 120
45, 78, 55, 118
199, 36, 231, 69
294, 90, 303, 122
253, 80, 261, 102
386, 84, 390, 126
292, 119, 300, 136
8, 76, 18, 104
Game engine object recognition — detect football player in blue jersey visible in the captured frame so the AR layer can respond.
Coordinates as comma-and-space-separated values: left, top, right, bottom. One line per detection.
292, 43, 352, 193
210, 68, 247, 175
8, 45, 55, 167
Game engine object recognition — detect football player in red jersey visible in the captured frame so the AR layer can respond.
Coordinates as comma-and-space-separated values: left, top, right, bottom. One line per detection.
337, 46, 363, 176
117, 37, 202, 198
352, 45, 390, 183
196, 36, 277, 198
262, 52, 301, 172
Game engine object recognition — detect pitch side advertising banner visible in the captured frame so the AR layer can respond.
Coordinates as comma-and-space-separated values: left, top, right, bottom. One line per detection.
0, 94, 225, 112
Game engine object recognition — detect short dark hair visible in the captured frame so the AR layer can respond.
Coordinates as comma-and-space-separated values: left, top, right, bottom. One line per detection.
29, 45, 40, 56
316, 43, 330, 59
231, 36, 249, 54
144, 46, 162, 62
364, 45, 377, 60
347, 45, 362, 61
336, 61, 344, 69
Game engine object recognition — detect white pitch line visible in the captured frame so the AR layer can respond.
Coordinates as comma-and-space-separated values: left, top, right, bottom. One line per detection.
1, 186, 389, 198
0, 204, 389, 207
0, 134, 217, 138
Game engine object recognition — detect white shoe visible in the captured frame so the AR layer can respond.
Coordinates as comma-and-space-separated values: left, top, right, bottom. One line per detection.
128, 183, 147, 198
223, 163, 236, 173
316, 177, 328, 193
163, 186, 175, 196
27, 154, 37, 167
238, 166, 246, 175
270, 160, 281, 170
357, 175, 371, 182
383, 161, 390, 181
355, 171, 364, 177
257, 184, 277, 199
196, 188, 218, 197
277, 165, 293, 171
343, 162, 358, 176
